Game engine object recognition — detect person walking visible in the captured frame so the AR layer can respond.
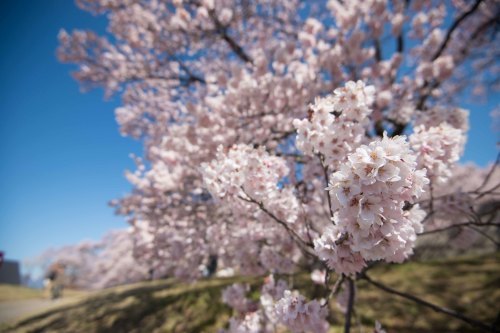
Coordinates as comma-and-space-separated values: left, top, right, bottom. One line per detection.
45, 262, 66, 300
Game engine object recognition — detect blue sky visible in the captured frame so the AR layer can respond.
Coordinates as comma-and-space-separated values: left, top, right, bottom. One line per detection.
0, 0, 141, 262
0, 1, 498, 262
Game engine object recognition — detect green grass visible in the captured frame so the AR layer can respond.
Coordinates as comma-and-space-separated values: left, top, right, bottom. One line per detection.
2, 254, 499, 333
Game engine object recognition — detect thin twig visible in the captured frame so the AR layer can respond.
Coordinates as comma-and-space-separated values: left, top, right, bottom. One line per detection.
466, 225, 500, 247
318, 154, 335, 224
208, 9, 253, 64
476, 182, 500, 200
420, 221, 500, 236
322, 274, 345, 307
475, 152, 500, 193
421, 210, 435, 225
237, 190, 315, 254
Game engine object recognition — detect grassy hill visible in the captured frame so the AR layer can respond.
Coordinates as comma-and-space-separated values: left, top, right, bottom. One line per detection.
0, 285, 44, 302
2, 254, 499, 333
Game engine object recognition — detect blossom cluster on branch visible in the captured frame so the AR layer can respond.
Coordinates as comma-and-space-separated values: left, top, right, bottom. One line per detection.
316, 133, 429, 274
220, 277, 329, 333
202, 144, 300, 224
57, 0, 500, 331
293, 80, 374, 166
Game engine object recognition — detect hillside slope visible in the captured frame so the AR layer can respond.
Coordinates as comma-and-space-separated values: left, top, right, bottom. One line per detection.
3, 255, 499, 333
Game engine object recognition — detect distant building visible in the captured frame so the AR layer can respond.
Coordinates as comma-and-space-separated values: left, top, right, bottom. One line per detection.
0, 260, 21, 285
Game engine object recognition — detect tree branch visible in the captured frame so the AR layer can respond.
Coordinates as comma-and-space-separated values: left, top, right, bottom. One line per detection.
322, 274, 345, 307
396, 0, 410, 54
396, 33, 404, 53
475, 152, 500, 193
432, 0, 484, 61
393, 0, 487, 136
420, 221, 500, 236
237, 190, 315, 255
221, 33, 253, 64
361, 273, 495, 332
374, 39, 382, 62
208, 9, 253, 64
466, 225, 500, 247
344, 278, 355, 333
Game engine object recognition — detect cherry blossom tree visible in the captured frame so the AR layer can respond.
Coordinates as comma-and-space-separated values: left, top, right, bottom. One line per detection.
58, 0, 500, 331
28, 229, 151, 289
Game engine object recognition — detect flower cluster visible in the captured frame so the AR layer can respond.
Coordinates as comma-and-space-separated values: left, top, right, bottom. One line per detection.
222, 283, 252, 313
374, 321, 387, 333
261, 275, 288, 301
310, 269, 326, 285
201, 144, 299, 223
54, 0, 500, 329
415, 106, 469, 132
314, 226, 366, 275
416, 56, 455, 86
293, 81, 375, 166
222, 276, 291, 333
316, 134, 429, 274
410, 123, 465, 183
274, 290, 329, 333
259, 246, 295, 274
226, 312, 262, 333
259, 275, 289, 325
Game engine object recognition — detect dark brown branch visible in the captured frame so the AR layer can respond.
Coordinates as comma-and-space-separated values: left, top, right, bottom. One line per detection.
475, 152, 500, 193
344, 278, 355, 333
374, 39, 382, 62
221, 33, 253, 64
208, 9, 253, 64
396, 33, 404, 53
396, 0, 410, 54
361, 273, 495, 332
468, 15, 500, 45
237, 191, 314, 253
322, 274, 345, 307
392, 0, 409, 85
176, 60, 207, 84
393, 0, 487, 136
416, 186, 500, 205
144, 73, 205, 86
467, 225, 500, 247
420, 221, 500, 235
391, 122, 407, 137
432, 0, 484, 61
